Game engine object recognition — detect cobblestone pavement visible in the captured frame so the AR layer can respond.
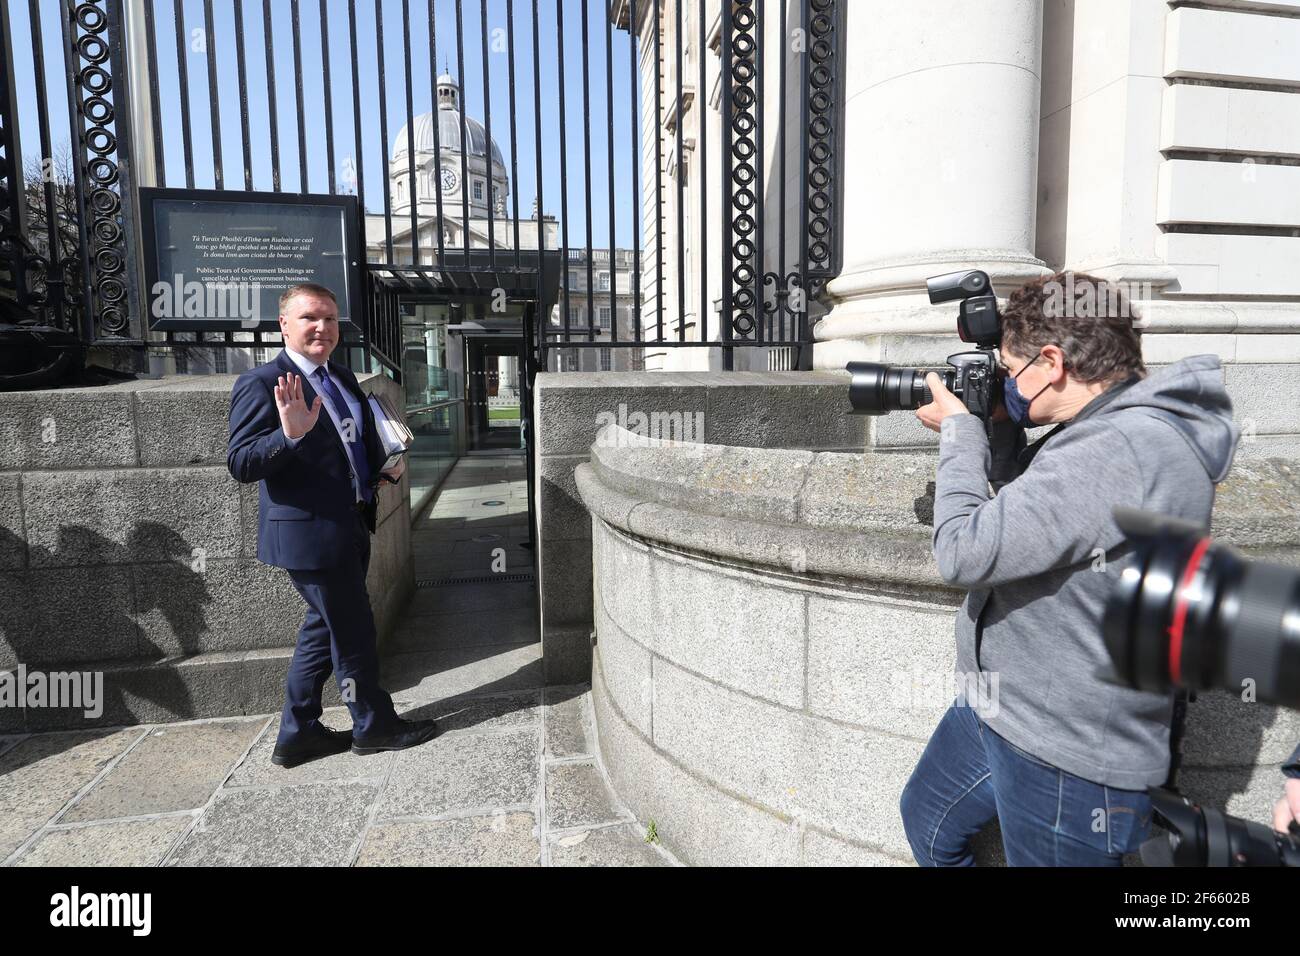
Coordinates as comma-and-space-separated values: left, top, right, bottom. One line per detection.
0, 456, 678, 867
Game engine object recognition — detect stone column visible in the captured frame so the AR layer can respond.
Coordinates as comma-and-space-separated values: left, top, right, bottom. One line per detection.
814, 0, 1049, 371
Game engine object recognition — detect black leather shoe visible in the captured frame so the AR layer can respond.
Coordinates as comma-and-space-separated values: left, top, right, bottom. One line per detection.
350, 717, 440, 755
271, 727, 353, 768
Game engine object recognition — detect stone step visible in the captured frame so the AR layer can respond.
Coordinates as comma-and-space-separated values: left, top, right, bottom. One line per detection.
0, 647, 315, 734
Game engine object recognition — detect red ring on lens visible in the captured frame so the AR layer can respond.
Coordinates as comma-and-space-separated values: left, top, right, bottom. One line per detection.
1168, 537, 1213, 686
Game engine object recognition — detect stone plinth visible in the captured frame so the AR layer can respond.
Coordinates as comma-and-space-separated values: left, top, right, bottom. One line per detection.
532, 371, 870, 686
575, 422, 1300, 865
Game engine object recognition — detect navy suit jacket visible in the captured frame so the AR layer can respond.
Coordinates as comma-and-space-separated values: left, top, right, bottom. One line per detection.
227, 350, 386, 570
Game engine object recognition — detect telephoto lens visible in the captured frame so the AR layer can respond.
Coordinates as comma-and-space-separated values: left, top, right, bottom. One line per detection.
1103, 508, 1300, 709
1141, 788, 1300, 867
846, 362, 955, 414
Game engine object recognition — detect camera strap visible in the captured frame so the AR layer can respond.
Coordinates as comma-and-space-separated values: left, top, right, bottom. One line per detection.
1016, 424, 1062, 472
1164, 688, 1193, 793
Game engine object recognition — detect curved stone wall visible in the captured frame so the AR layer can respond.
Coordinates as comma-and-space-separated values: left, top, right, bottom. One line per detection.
576, 424, 1300, 865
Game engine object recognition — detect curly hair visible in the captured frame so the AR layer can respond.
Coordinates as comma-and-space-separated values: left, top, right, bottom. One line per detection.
1000, 272, 1145, 384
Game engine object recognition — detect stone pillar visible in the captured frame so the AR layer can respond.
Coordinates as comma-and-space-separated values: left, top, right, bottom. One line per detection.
814, 0, 1049, 371
1035, 0, 1173, 292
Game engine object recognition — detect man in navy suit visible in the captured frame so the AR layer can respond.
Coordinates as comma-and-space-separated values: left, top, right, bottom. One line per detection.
227, 282, 438, 767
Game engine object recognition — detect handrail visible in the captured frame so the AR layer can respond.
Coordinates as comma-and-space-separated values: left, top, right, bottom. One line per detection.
405, 398, 465, 416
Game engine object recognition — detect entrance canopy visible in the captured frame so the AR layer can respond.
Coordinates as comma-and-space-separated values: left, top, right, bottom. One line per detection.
366, 249, 563, 309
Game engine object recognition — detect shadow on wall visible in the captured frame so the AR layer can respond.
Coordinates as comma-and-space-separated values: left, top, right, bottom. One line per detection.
913, 481, 936, 526
0, 521, 214, 736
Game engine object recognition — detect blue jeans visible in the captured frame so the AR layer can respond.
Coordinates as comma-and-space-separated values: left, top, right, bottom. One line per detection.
900, 702, 1154, 866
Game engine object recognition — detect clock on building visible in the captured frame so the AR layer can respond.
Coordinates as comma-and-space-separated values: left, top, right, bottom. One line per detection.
440, 166, 458, 193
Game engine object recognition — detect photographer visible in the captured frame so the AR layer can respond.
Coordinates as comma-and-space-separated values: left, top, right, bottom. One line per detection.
898, 272, 1240, 866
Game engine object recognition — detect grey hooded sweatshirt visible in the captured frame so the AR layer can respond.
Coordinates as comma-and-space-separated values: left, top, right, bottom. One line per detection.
934, 354, 1240, 790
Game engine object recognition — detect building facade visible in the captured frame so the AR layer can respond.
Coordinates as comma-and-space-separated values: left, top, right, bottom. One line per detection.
548, 248, 643, 373
628, 0, 1300, 454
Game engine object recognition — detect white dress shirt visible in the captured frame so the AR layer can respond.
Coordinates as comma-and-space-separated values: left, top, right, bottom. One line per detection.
281, 346, 367, 502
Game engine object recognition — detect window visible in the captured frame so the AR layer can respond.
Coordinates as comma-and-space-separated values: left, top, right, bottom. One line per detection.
568, 270, 580, 290
599, 347, 612, 371
473, 178, 484, 201
563, 349, 579, 372
212, 349, 228, 373
597, 271, 610, 292
598, 306, 611, 330
174, 348, 189, 374
567, 307, 582, 328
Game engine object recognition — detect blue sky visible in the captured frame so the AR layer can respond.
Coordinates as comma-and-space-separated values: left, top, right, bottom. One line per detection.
8, 0, 642, 248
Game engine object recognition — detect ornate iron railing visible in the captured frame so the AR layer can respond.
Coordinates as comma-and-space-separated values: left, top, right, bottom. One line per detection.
2, 0, 843, 375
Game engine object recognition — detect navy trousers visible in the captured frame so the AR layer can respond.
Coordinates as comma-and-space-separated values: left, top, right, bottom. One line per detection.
276, 509, 398, 744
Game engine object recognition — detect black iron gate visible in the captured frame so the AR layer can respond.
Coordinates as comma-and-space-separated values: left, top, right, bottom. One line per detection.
1, 0, 842, 380
1, 0, 144, 344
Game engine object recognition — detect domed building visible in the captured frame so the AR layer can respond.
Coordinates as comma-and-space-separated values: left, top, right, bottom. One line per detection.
390, 74, 509, 220
363, 72, 638, 439
364, 73, 555, 262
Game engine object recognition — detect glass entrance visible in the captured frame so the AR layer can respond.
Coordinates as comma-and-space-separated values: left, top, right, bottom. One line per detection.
466, 335, 524, 452
401, 303, 465, 513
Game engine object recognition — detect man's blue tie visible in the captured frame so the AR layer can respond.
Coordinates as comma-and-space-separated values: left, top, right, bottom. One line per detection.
314, 365, 373, 503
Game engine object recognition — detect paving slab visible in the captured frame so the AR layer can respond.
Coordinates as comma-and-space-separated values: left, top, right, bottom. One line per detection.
549, 823, 672, 867
0, 728, 143, 860
226, 709, 392, 789
544, 686, 592, 758
413, 556, 534, 579
400, 689, 541, 736
64, 718, 265, 822
383, 642, 544, 703
14, 817, 192, 867
376, 729, 538, 819
167, 781, 379, 866
413, 541, 531, 562
450, 539, 528, 560
388, 606, 539, 653
356, 813, 541, 866
406, 581, 538, 616
546, 761, 627, 830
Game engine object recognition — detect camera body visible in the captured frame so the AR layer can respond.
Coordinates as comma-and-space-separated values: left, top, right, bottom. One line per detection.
846, 270, 1004, 424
